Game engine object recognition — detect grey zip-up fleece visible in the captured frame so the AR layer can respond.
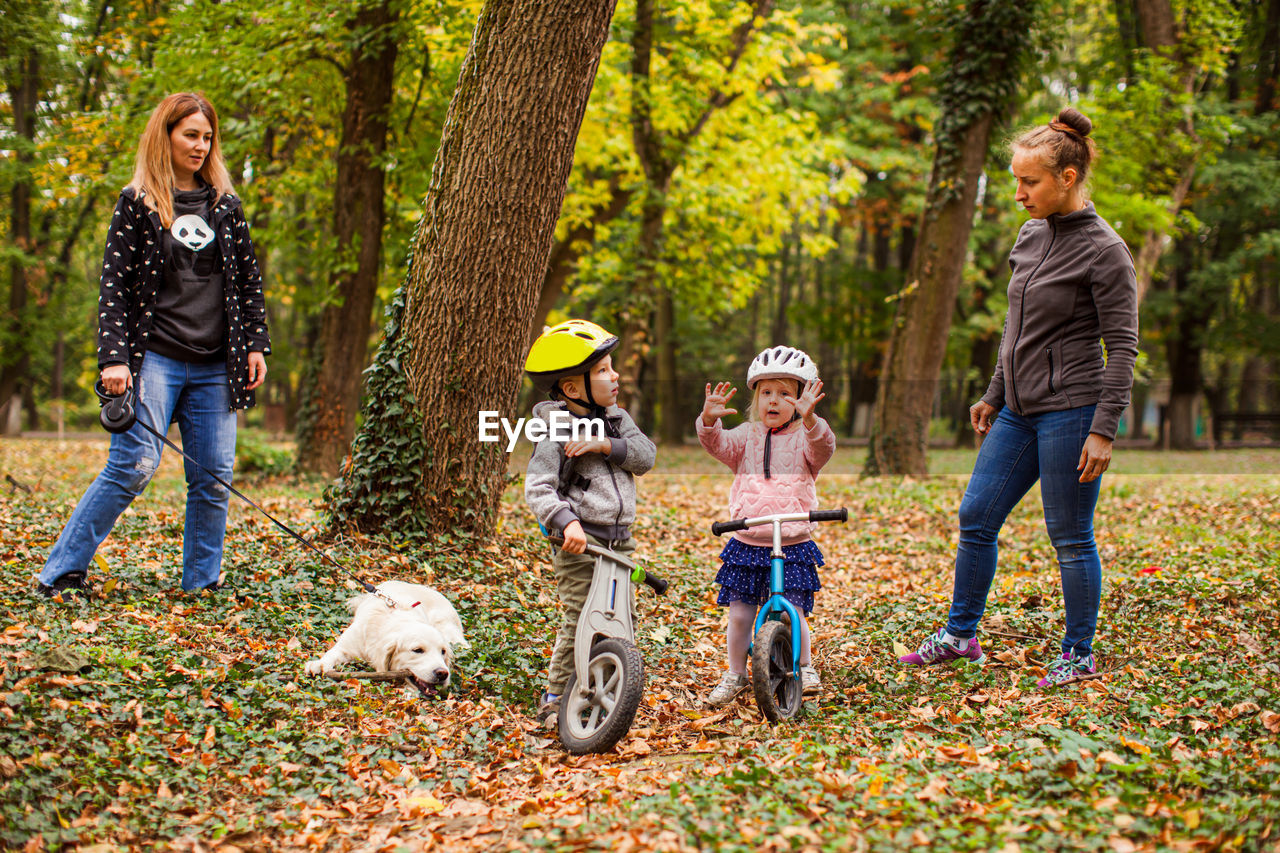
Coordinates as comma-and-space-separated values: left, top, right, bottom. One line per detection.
981, 203, 1138, 440
524, 400, 656, 541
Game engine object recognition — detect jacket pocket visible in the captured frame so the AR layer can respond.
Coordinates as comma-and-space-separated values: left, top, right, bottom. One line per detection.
1045, 347, 1057, 395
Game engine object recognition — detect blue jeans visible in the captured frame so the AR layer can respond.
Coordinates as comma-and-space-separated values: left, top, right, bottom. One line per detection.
945, 405, 1102, 656
41, 352, 237, 591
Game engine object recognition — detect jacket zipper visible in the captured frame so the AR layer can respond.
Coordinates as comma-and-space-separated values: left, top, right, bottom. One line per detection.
1008, 219, 1056, 412
1046, 347, 1056, 395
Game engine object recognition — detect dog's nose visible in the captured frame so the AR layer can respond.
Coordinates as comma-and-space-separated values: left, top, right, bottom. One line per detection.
434, 668, 450, 683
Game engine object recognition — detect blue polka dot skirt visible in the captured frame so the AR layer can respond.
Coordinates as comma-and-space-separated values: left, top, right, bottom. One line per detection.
715, 538, 823, 615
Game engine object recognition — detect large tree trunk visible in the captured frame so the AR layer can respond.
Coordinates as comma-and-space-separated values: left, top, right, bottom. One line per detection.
1, 51, 38, 435
1164, 236, 1210, 449
327, 0, 618, 539
867, 115, 995, 475
865, 0, 1036, 476
296, 0, 400, 475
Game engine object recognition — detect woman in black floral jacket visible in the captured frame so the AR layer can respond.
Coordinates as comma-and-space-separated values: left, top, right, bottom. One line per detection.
39, 92, 271, 597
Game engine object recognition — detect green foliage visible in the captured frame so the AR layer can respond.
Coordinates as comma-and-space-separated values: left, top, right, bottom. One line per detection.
3, 440, 1279, 848
323, 288, 430, 538
928, 0, 1041, 203
234, 430, 294, 478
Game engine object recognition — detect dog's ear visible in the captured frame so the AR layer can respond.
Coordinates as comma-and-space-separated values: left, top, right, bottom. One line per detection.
439, 623, 467, 649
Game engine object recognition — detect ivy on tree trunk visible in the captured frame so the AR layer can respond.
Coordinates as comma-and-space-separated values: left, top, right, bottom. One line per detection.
866, 0, 1039, 477
326, 0, 619, 540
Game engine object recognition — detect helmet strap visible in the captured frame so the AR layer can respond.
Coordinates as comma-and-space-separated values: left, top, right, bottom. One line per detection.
762, 411, 801, 480
557, 372, 609, 420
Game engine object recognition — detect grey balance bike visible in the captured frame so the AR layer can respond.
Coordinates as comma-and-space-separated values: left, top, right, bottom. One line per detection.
548, 536, 668, 754
711, 508, 847, 722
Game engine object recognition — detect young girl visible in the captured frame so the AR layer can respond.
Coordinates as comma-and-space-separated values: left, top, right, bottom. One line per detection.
697, 346, 836, 706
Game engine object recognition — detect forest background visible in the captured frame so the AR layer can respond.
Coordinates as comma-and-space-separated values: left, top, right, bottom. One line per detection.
2, 0, 1279, 526
3, 2, 1280, 850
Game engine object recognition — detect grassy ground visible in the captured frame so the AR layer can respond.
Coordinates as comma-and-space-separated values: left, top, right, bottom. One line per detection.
1, 436, 1278, 851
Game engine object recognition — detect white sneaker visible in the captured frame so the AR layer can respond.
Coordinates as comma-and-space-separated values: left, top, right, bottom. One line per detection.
707, 671, 748, 706
801, 665, 821, 694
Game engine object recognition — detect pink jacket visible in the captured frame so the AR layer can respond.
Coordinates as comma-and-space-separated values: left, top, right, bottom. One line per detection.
697, 416, 837, 547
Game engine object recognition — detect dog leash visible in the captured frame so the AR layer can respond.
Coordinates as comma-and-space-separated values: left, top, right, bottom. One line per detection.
95, 382, 397, 608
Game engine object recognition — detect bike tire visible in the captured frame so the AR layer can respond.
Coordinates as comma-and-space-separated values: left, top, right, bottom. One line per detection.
751, 620, 803, 722
559, 637, 645, 754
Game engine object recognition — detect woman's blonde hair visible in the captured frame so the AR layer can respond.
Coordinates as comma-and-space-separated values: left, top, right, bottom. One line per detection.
128, 92, 232, 226
1011, 106, 1098, 197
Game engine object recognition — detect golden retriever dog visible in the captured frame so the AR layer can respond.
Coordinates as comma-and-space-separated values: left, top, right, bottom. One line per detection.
305, 580, 467, 693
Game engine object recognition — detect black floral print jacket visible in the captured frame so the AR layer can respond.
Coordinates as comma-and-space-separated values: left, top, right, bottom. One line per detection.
97, 187, 271, 411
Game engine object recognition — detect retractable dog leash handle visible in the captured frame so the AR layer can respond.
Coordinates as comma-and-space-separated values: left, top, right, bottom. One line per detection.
94, 380, 137, 434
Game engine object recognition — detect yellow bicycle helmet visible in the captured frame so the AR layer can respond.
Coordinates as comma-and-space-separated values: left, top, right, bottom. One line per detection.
524, 320, 619, 397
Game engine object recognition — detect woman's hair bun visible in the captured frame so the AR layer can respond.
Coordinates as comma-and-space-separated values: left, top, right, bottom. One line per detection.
1056, 107, 1092, 138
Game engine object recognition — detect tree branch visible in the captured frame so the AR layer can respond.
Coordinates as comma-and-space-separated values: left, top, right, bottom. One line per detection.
676, 0, 774, 148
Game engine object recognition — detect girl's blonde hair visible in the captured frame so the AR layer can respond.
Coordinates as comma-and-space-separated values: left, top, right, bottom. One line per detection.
128, 93, 232, 226
1011, 106, 1098, 197
748, 377, 801, 422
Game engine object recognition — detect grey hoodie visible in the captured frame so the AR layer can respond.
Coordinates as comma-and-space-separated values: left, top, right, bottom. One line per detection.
981, 203, 1139, 440
524, 400, 656, 541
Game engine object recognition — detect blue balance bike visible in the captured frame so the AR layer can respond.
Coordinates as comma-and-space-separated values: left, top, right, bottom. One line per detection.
712, 508, 847, 722
546, 533, 668, 754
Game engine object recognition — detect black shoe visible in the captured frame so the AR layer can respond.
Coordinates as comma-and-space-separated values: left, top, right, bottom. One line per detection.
38, 571, 89, 599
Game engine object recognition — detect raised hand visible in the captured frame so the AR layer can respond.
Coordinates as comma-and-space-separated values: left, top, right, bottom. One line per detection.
785, 379, 825, 426
702, 382, 739, 426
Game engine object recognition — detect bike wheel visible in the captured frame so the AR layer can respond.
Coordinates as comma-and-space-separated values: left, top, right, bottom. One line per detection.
751, 619, 803, 722
559, 637, 645, 754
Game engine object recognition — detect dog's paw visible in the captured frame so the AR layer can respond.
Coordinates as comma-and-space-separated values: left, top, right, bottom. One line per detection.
304, 659, 326, 676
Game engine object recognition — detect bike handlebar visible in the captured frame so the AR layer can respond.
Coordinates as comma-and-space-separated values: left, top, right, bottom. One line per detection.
712, 508, 848, 536
711, 518, 748, 536
809, 508, 848, 523
546, 536, 668, 596
643, 573, 669, 595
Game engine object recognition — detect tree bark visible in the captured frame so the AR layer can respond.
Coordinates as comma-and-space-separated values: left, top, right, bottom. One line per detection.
867, 114, 995, 475
1164, 236, 1209, 449
296, 0, 400, 475
1, 51, 38, 435
1132, 0, 1177, 50
866, 0, 1036, 476
329, 0, 619, 539
1257, 0, 1280, 114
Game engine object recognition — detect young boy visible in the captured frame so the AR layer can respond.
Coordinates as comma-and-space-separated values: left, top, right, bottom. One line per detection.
523, 320, 656, 725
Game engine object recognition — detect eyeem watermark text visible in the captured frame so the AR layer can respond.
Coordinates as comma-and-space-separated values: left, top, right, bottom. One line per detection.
478, 410, 605, 452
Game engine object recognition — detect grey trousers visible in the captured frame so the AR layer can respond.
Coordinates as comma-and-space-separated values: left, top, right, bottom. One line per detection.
546, 533, 636, 694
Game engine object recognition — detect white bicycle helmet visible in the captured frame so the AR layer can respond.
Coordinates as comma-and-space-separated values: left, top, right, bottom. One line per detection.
747, 346, 819, 390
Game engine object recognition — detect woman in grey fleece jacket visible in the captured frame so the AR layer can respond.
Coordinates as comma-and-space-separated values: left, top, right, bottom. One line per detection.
899, 108, 1138, 688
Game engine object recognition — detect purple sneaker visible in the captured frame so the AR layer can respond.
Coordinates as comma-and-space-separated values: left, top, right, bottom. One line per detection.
1037, 652, 1096, 688
899, 629, 985, 667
